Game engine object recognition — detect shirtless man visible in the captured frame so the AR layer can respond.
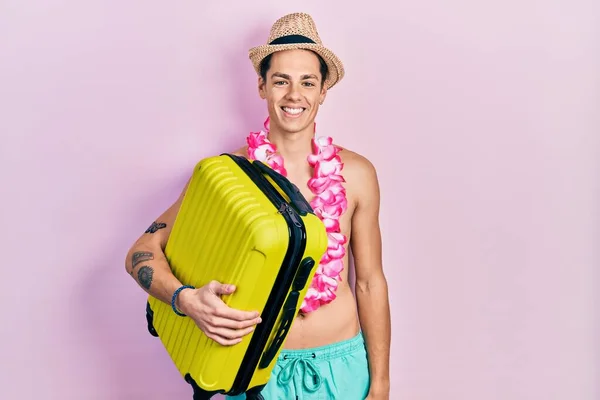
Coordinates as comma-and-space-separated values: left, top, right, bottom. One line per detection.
125, 13, 391, 400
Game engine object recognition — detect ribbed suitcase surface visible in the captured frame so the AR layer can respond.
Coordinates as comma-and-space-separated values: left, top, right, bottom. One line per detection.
146, 154, 328, 398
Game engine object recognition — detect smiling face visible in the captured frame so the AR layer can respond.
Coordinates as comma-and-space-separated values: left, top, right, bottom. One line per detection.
258, 49, 328, 135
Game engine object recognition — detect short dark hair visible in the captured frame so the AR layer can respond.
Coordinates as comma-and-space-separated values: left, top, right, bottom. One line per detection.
259, 51, 329, 88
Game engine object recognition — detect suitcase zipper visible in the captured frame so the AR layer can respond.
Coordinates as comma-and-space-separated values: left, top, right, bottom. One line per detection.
279, 203, 302, 228
224, 154, 307, 396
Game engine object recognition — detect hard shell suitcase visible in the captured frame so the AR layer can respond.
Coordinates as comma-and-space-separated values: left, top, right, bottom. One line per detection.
145, 153, 328, 399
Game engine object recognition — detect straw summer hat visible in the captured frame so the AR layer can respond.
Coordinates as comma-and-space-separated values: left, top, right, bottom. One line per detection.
248, 12, 345, 90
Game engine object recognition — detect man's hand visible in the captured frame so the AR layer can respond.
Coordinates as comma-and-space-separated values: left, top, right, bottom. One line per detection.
365, 391, 390, 400
176, 280, 262, 345
365, 378, 390, 399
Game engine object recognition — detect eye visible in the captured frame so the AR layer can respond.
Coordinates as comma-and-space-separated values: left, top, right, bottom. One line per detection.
303, 82, 316, 87
274, 81, 287, 86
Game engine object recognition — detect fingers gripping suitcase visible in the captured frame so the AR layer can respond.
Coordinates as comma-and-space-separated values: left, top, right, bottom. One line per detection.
145, 154, 328, 399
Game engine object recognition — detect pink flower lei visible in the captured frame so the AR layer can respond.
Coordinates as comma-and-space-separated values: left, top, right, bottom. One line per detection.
246, 117, 348, 313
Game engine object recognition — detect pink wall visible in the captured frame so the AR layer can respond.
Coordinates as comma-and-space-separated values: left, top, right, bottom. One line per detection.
1, 1, 598, 399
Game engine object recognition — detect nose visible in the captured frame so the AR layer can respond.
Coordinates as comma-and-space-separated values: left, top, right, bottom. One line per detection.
285, 82, 302, 102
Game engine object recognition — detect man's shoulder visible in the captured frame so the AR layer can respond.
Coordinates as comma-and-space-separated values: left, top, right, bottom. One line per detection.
338, 146, 378, 181
337, 146, 380, 209
230, 145, 249, 157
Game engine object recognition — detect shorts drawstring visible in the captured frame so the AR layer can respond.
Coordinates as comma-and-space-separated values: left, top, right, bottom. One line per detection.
277, 353, 323, 394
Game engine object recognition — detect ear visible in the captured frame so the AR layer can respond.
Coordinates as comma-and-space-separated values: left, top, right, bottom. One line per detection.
258, 77, 266, 99
319, 85, 328, 105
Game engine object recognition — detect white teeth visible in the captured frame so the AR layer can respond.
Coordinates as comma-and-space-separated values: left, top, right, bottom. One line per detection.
283, 107, 303, 115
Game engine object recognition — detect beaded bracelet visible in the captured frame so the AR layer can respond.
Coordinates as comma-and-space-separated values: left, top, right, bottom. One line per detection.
171, 285, 195, 316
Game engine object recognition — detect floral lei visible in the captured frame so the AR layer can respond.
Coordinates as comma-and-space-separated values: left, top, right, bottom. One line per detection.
246, 117, 348, 313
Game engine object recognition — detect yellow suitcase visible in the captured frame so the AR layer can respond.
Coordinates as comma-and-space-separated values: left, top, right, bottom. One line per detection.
145, 154, 328, 399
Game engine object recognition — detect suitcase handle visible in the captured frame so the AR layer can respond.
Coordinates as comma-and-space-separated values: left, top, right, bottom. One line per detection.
259, 257, 315, 367
252, 160, 313, 216
258, 291, 300, 368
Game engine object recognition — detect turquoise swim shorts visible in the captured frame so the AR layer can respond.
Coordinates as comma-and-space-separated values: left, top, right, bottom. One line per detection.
226, 331, 370, 400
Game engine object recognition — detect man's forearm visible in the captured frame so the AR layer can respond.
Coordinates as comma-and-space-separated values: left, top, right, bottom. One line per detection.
356, 273, 391, 393
125, 241, 183, 306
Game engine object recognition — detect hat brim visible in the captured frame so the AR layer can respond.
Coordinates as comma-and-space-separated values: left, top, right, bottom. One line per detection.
249, 43, 344, 90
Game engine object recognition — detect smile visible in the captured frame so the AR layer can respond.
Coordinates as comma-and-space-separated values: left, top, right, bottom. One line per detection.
281, 106, 305, 117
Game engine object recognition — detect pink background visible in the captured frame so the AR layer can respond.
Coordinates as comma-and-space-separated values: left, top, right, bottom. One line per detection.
1, 1, 598, 399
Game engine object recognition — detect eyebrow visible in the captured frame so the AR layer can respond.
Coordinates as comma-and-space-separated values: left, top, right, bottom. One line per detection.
271, 72, 320, 81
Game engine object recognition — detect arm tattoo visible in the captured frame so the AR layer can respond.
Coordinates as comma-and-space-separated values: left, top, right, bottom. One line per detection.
145, 221, 167, 234
132, 251, 154, 269
138, 266, 154, 290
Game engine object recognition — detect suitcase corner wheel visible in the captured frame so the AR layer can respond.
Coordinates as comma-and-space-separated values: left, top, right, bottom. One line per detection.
187, 373, 266, 400
147, 302, 268, 400
145, 301, 158, 337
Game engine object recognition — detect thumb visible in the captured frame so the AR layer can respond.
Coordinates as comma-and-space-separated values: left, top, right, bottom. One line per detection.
209, 280, 236, 295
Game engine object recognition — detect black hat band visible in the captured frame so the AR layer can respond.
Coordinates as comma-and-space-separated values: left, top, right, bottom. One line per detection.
269, 35, 316, 45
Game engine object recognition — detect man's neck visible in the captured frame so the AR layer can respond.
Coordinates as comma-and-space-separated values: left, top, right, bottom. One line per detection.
267, 123, 315, 166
